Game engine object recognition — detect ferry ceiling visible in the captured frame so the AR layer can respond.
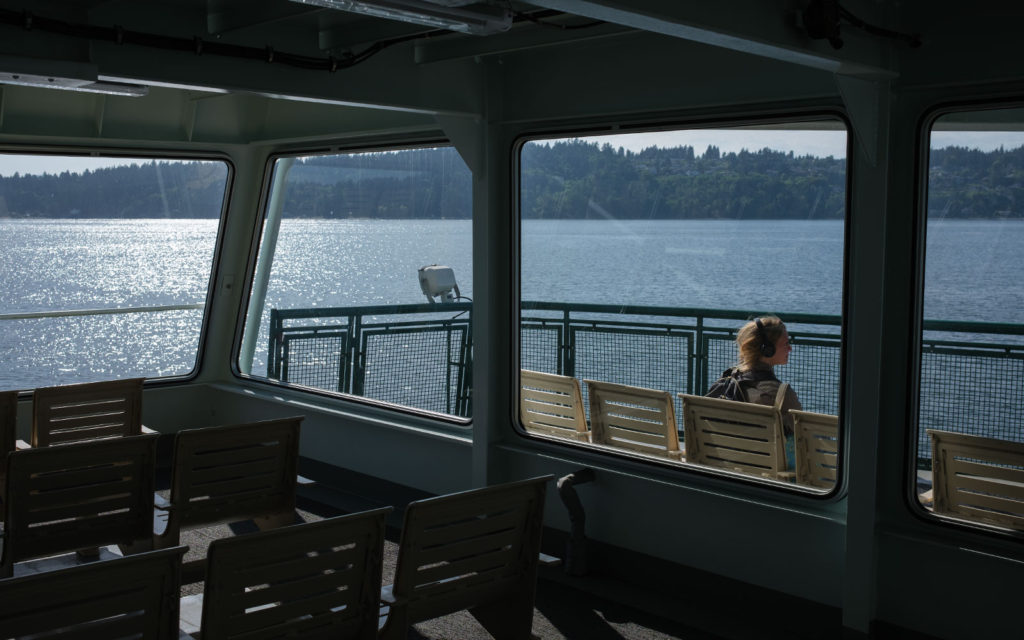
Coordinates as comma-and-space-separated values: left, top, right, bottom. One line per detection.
0, 0, 1013, 146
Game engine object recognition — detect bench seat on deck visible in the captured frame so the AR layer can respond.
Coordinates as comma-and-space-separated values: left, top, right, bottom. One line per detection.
379, 475, 552, 640
31, 377, 152, 447
179, 507, 390, 640
0, 546, 186, 639
1, 433, 159, 577
152, 416, 304, 581
679, 385, 791, 480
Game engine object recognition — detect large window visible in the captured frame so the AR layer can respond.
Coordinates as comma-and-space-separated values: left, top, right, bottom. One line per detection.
518, 120, 848, 490
915, 106, 1024, 532
239, 146, 473, 419
0, 154, 228, 391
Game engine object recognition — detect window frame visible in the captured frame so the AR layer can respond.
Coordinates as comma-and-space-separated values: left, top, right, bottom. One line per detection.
909, 99, 1024, 537
0, 146, 233, 388
512, 110, 853, 496
233, 140, 475, 428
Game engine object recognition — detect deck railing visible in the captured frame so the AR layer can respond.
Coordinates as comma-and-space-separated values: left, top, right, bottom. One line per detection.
268, 302, 1024, 464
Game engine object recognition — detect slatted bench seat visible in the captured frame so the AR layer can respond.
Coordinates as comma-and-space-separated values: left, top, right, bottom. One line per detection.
520, 369, 589, 441
179, 507, 391, 640
31, 377, 151, 447
153, 416, 304, 580
928, 429, 1024, 531
791, 409, 839, 488
679, 384, 791, 480
0, 389, 17, 507
378, 475, 553, 640
1, 432, 159, 578
585, 380, 682, 460
0, 546, 186, 640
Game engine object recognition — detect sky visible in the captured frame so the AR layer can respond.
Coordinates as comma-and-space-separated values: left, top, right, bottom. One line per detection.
2, 130, 1024, 177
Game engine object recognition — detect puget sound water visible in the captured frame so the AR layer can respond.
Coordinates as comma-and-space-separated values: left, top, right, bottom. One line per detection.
0, 217, 1022, 450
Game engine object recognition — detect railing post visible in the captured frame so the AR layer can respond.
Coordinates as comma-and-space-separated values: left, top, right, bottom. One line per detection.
694, 315, 705, 393
268, 309, 282, 379
562, 307, 574, 377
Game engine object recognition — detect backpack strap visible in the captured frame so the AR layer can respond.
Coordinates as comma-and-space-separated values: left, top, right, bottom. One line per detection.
772, 382, 790, 411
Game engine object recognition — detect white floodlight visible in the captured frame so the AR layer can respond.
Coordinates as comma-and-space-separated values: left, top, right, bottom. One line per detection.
418, 264, 461, 303
290, 0, 512, 36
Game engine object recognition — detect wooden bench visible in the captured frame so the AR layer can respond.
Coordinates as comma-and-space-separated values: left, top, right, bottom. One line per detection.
1, 432, 159, 577
928, 429, 1024, 531
520, 369, 589, 441
379, 475, 553, 640
679, 384, 791, 480
791, 409, 839, 488
153, 416, 304, 579
0, 389, 17, 505
585, 380, 682, 460
31, 377, 150, 447
0, 546, 186, 639
179, 507, 391, 640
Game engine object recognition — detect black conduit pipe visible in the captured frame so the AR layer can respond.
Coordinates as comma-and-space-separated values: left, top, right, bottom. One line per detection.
556, 468, 595, 576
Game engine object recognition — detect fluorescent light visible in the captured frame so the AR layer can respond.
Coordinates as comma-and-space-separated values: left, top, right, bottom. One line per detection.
291, 0, 512, 35
0, 56, 148, 97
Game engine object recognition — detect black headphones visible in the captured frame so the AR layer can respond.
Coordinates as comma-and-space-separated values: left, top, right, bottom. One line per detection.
755, 317, 775, 358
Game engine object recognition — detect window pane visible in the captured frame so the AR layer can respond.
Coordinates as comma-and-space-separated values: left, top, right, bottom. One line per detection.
916, 108, 1024, 530
519, 122, 847, 489
0, 155, 227, 391
239, 147, 473, 419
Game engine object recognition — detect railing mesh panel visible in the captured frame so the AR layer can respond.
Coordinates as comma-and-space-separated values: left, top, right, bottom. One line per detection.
521, 323, 562, 374
280, 331, 348, 391
919, 347, 1024, 453
359, 325, 468, 415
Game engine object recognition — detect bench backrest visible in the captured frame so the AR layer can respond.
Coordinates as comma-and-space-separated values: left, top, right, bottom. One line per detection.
0, 546, 185, 639
2, 432, 159, 577
386, 475, 552, 631
198, 507, 390, 640
520, 369, 588, 441
586, 380, 681, 460
0, 389, 17, 498
161, 416, 302, 543
792, 409, 839, 488
680, 384, 789, 479
929, 429, 1024, 531
32, 377, 144, 446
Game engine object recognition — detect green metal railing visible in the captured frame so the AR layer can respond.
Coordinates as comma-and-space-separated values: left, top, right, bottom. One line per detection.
268, 302, 1024, 463
269, 303, 473, 416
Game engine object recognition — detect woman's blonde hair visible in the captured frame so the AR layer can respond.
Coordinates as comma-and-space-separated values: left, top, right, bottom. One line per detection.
736, 315, 786, 371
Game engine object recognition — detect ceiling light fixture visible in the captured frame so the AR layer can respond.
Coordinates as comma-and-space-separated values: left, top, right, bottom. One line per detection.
290, 0, 512, 36
0, 56, 148, 96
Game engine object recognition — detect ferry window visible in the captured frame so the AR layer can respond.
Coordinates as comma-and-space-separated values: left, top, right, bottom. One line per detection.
0, 154, 228, 391
915, 107, 1024, 532
518, 121, 848, 490
239, 146, 473, 420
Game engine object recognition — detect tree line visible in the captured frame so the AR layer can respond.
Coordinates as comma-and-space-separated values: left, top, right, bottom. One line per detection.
0, 142, 1021, 219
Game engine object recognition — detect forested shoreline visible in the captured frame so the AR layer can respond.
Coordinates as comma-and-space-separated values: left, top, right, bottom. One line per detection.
0, 142, 1020, 219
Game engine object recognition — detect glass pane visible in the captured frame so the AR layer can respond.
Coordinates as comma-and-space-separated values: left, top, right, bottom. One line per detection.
0, 155, 227, 391
239, 147, 473, 419
519, 122, 847, 489
916, 107, 1024, 530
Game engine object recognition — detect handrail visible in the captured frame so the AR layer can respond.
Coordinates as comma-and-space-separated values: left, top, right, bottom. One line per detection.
0, 303, 204, 321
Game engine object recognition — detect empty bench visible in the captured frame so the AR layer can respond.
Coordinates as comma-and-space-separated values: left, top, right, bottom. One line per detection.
379, 475, 553, 640
179, 507, 391, 640
153, 416, 304, 579
1, 432, 159, 577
